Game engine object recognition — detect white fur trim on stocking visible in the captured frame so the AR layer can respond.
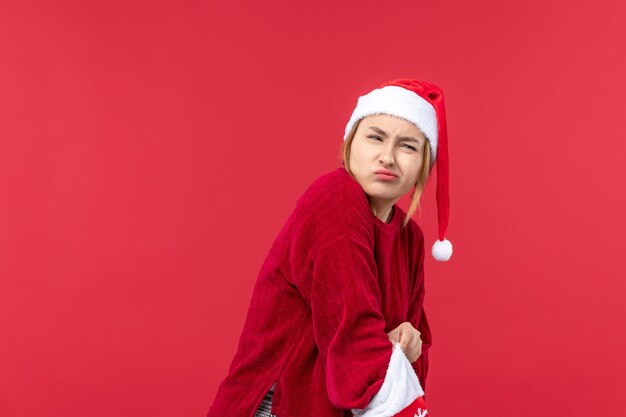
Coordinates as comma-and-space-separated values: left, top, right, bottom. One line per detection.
351, 342, 424, 417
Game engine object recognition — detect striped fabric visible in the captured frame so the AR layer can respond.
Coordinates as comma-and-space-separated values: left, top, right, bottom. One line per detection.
254, 384, 276, 417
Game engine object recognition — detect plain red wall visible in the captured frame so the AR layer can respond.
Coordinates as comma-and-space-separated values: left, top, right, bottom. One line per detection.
1, 1, 625, 416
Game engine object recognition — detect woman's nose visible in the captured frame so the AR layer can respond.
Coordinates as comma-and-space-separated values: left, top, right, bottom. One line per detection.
379, 145, 395, 165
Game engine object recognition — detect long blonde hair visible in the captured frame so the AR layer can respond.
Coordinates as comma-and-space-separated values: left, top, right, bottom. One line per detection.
339, 118, 432, 228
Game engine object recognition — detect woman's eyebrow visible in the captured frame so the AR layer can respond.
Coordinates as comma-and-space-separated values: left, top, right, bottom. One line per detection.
368, 126, 423, 144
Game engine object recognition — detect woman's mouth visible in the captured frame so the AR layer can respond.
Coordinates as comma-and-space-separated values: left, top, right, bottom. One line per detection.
374, 173, 398, 181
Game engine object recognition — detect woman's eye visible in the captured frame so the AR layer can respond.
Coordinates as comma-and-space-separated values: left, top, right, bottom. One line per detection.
367, 135, 383, 142
403, 144, 417, 151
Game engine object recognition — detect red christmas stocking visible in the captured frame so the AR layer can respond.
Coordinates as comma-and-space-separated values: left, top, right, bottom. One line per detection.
392, 395, 429, 417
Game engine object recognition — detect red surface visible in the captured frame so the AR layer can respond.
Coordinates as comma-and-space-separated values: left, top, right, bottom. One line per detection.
1, 1, 625, 416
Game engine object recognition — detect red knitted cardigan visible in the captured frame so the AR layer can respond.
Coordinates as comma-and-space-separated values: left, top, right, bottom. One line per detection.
206, 166, 432, 417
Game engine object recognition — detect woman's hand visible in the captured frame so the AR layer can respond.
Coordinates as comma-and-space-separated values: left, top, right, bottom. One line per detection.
386, 322, 422, 363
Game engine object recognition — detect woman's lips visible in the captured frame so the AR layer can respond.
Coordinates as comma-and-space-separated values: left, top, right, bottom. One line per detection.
374, 173, 398, 181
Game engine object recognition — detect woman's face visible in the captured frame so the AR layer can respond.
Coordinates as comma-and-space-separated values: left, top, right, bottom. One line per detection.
349, 113, 426, 206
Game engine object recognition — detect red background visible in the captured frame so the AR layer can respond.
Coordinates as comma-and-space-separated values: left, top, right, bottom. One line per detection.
1, 1, 625, 416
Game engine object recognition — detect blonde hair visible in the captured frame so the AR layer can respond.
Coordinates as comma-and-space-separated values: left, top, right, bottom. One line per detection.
340, 118, 432, 228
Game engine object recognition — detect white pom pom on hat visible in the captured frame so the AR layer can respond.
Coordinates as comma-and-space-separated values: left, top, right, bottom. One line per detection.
432, 238, 452, 262
344, 78, 453, 262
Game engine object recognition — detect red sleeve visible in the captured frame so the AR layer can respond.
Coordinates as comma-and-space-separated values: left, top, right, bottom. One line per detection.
305, 235, 394, 410
407, 227, 433, 396
409, 304, 432, 395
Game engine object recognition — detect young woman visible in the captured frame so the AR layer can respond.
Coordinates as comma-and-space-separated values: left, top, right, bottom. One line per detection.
206, 78, 453, 417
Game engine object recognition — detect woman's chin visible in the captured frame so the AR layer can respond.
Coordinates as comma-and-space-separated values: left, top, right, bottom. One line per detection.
364, 187, 401, 202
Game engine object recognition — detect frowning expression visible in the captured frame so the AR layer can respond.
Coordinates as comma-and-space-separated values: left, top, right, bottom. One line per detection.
348, 113, 426, 204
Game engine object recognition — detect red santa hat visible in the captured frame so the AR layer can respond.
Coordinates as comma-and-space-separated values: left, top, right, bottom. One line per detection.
344, 78, 453, 262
